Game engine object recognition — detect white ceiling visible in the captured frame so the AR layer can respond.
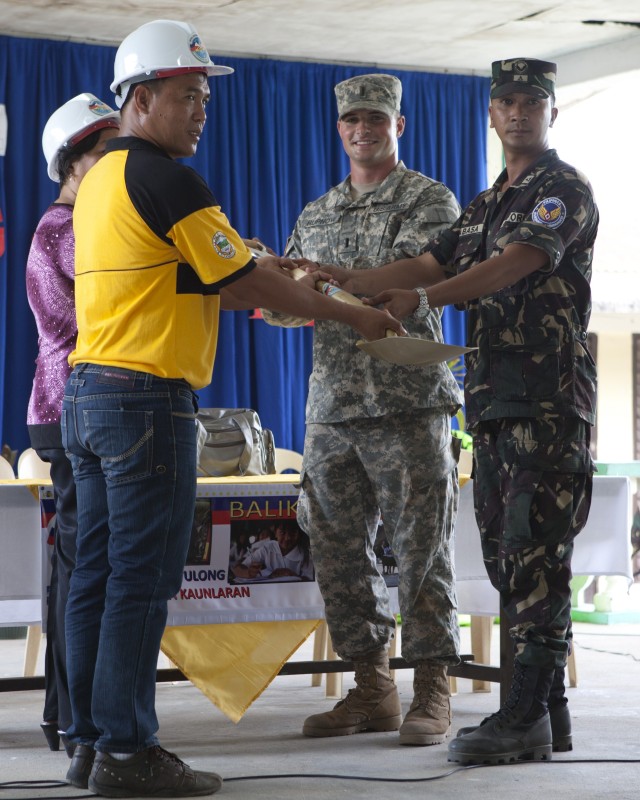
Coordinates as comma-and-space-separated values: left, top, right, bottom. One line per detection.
2, 1, 640, 88
3, 0, 639, 322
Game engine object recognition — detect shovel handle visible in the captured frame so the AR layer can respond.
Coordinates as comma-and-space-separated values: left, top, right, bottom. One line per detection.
290, 267, 397, 338
290, 267, 363, 307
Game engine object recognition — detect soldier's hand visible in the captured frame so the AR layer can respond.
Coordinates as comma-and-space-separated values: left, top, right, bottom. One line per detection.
312, 263, 353, 290
364, 289, 420, 320
353, 306, 407, 342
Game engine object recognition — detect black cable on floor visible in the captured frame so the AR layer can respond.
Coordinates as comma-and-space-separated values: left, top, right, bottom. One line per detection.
0, 780, 93, 799
3, 759, 640, 799
575, 642, 640, 661
222, 758, 640, 782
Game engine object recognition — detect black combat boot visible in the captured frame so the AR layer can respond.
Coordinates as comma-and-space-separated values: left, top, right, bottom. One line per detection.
547, 663, 572, 751
447, 660, 554, 765
455, 662, 572, 752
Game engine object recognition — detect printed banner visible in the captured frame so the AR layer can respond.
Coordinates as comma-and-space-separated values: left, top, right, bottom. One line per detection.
167, 481, 327, 625
33, 479, 404, 632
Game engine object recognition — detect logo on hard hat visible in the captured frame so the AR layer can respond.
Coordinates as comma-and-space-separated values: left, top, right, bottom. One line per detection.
189, 35, 210, 64
212, 231, 236, 259
531, 197, 566, 229
88, 99, 115, 117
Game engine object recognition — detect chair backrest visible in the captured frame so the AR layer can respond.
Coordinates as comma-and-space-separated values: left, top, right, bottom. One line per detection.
274, 447, 303, 474
458, 448, 473, 477
17, 447, 52, 479
0, 455, 15, 479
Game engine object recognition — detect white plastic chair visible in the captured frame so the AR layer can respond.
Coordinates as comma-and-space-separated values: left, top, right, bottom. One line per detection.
274, 447, 303, 474
0, 455, 15, 479
17, 447, 51, 480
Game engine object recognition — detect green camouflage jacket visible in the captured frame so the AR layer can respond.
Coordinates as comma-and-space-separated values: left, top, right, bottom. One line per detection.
431, 149, 598, 427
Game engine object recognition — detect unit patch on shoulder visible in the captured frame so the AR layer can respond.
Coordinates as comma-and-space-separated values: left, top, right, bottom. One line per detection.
531, 197, 566, 229
212, 231, 236, 259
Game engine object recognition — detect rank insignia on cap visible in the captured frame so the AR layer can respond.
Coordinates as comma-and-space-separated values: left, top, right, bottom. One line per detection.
334, 73, 402, 119
490, 57, 557, 99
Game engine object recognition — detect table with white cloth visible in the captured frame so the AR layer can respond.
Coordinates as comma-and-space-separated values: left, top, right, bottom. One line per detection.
454, 475, 633, 616
0, 474, 633, 719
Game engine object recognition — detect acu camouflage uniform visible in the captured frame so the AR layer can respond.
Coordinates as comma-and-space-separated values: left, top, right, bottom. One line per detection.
263, 163, 463, 663
429, 148, 598, 668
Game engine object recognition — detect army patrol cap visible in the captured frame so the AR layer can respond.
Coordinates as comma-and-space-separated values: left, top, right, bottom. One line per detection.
490, 58, 557, 100
335, 73, 402, 119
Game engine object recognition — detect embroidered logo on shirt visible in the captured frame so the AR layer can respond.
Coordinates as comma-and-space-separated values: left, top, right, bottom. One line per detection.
531, 197, 566, 229
212, 231, 236, 259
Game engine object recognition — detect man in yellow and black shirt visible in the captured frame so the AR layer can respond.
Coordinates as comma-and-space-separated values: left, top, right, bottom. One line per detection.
62, 19, 404, 798
72, 134, 256, 390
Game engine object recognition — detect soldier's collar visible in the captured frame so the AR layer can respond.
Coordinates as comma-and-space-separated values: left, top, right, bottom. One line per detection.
493, 149, 559, 193
336, 161, 407, 206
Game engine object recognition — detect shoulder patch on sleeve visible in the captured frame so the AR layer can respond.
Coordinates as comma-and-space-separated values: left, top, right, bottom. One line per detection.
531, 197, 566, 229
212, 231, 236, 259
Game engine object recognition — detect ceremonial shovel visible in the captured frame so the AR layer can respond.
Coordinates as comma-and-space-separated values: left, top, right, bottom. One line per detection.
288, 267, 474, 367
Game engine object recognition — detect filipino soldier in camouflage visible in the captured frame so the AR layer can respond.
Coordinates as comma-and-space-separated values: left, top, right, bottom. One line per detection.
318, 59, 598, 765
262, 73, 463, 746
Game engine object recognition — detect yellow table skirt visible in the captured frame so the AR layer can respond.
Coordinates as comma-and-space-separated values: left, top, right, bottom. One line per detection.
161, 620, 320, 723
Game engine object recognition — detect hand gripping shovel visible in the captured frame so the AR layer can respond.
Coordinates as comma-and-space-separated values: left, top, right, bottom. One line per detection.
290, 267, 475, 367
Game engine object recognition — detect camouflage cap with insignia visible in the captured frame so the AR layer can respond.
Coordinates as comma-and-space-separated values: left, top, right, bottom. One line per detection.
490, 58, 557, 100
335, 73, 402, 119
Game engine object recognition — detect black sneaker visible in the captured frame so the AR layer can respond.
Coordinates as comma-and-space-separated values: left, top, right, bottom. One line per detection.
66, 744, 96, 789
88, 745, 223, 797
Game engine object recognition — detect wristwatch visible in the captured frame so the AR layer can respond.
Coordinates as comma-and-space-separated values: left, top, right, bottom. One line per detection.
414, 287, 430, 316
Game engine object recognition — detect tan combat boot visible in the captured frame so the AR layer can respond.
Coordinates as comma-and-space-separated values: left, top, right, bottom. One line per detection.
399, 661, 452, 745
303, 649, 402, 737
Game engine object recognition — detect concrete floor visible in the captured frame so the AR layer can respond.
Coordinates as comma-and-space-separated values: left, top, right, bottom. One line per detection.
1, 621, 639, 800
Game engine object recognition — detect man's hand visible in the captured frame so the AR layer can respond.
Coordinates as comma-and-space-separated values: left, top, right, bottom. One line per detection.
257, 257, 338, 290
364, 289, 420, 320
351, 305, 407, 342
309, 263, 354, 291
255, 255, 307, 276
293, 265, 340, 290
242, 237, 277, 256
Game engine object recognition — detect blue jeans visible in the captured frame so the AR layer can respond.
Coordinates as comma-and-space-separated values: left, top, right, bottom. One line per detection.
62, 364, 197, 753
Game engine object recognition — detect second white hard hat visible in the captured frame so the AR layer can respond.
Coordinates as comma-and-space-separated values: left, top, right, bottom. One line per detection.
42, 93, 120, 182
110, 19, 234, 108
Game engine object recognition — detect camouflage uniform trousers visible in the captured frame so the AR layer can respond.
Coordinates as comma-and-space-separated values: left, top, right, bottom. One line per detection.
297, 409, 460, 665
472, 416, 593, 669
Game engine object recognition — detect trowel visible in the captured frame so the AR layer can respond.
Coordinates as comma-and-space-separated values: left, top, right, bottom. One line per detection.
288, 267, 474, 367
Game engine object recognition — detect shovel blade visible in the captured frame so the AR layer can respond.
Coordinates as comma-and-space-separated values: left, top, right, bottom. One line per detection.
356, 337, 474, 366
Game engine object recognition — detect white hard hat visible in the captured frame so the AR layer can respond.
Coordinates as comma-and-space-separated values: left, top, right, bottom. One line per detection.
42, 93, 120, 182
110, 19, 233, 108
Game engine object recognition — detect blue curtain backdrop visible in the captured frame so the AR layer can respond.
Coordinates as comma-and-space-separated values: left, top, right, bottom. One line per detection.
0, 102, 6, 445
0, 34, 489, 455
